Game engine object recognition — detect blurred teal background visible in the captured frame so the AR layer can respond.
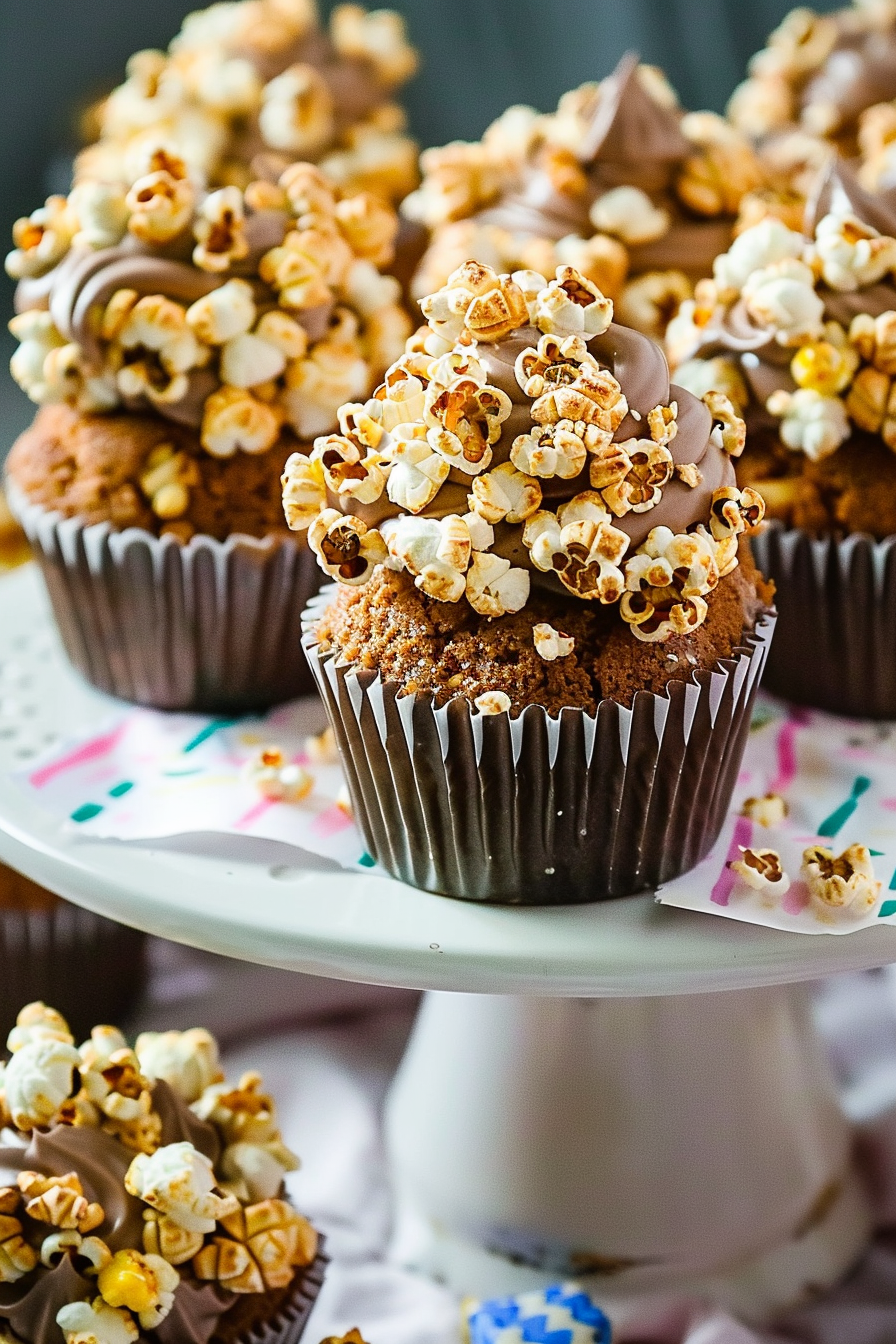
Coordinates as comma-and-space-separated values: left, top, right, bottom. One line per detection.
0, 0, 837, 453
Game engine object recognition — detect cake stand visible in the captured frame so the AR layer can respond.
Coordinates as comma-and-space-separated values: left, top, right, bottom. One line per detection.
0, 562, 894, 1322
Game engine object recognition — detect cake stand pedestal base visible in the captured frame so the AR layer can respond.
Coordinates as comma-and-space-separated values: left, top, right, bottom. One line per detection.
386, 987, 870, 1319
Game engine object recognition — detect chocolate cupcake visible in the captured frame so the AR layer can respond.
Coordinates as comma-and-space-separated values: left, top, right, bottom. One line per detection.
0, 866, 147, 1042
287, 261, 775, 903
669, 159, 896, 715
76, 0, 419, 205
5, 155, 411, 710
0, 1003, 325, 1344
403, 54, 765, 341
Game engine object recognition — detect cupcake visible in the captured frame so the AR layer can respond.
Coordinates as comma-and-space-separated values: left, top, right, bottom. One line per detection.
668, 159, 896, 716
466, 1286, 611, 1344
76, 0, 419, 205
5, 157, 411, 711
0, 866, 147, 1042
287, 261, 775, 903
0, 1002, 325, 1344
402, 54, 765, 340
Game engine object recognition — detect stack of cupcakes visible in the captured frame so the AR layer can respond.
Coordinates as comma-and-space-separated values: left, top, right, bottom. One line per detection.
4, 154, 411, 709
669, 159, 896, 715
0, 1002, 325, 1344
403, 53, 765, 340
284, 260, 774, 903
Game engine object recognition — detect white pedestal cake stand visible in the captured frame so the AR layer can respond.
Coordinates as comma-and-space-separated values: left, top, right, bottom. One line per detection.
0, 563, 894, 1322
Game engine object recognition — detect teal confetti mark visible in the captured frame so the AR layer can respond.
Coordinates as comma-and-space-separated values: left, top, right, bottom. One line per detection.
71, 803, 103, 823
182, 719, 238, 754
162, 768, 204, 777
358, 853, 375, 868
750, 702, 780, 732
818, 776, 872, 838
870, 849, 886, 856
108, 781, 133, 798
889, 866, 896, 890
880, 899, 896, 918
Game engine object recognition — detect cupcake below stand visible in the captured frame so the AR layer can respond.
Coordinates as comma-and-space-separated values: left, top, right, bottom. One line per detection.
0, 559, 893, 1322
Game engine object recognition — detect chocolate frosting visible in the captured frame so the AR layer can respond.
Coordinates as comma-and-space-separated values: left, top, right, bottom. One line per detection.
801, 23, 896, 135
476, 54, 732, 278
0, 1081, 228, 1344
336, 320, 734, 590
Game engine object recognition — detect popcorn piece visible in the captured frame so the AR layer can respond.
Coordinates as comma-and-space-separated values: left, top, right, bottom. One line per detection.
845, 365, 890, 434
620, 526, 721, 642
282, 328, 370, 440
516, 335, 628, 440
766, 387, 850, 461
382, 514, 471, 602
672, 357, 749, 415
312, 433, 387, 504
647, 402, 678, 447
125, 1142, 239, 1234
330, 4, 418, 86
554, 233, 629, 301
742, 794, 788, 827
98, 1249, 179, 1330
462, 509, 495, 551
420, 262, 530, 346
589, 439, 674, 516
135, 1029, 221, 1109
17, 1171, 104, 1233
193, 1198, 317, 1293
533, 624, 575, 661
741, 258, 825, 346
790, 338, 858, 396
69, 182, 130, 250
364, 353, 432, 429
142, 1210, 204, 1267
523, 493, 629, 603
259, 64, 335, 156
126, 159, 194, 245
7, 1002, 73, 1053
305, 726, 338, 765
474, 691, 511, 715
712, 217, 804, 300
534, 267, 613, 339
254, 311, 308, 361
813, 212, 896, 292
708, 485, 765, 543
308, 509, 386, 584
0, 1210, 38, 1283
5, 195, 76, 280
802, 844, 882, 920
589, 186, 670, 245
8, 311, 68, 405
385, 429, 450, 512
424, 379, 512, 475
676, 112, 764, 218
201, 386, 282, 457
469, 461, 542, 525
138, 444, 199, 521
117, 295, 207, 408
281, 452, 327, 530
41, 1231, 111, 1275
464, 553, 530, 617
56, 1298, 138, 1344
220, 331, 287, 388
193, 187, 249, 273
244, 748, 313, 804
3, 1037, 80, 1130
729, 847, 790, 896
334, 193, 398, 267
617, 270, 693, 341
510, 423, 588, 480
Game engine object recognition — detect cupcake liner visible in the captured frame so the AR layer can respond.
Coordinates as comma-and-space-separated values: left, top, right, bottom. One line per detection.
0, 897, 147, 1040
751, 521, 896, 718
223, 1238, 328, 1344
7, 484, 323, 713
301, 586, 777, 905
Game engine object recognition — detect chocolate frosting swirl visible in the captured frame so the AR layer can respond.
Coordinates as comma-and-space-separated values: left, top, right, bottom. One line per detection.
476, 53, 732, 278
801, 23, 896, 136
0, 1082, 229, 1344
337, 320, 734, 590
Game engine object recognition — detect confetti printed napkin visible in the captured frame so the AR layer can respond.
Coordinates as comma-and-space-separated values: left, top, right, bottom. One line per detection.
15, 692, 896, 934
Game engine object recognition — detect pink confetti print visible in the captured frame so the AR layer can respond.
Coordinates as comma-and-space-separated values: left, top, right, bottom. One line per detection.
768, 711, 806, 795
233, 797, 276, 831
782, 881, 810, 916
30, 722, 128, 789
711, 814, 753, 906
312, 805, 354, 839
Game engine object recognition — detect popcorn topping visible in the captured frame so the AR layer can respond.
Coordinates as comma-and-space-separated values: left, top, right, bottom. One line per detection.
473, 691, 512, 715
533, 623, 575, 660
741, 793, 788, 827
244, 748, 313, 803
802, 843, 882, 920
729, 847, 791, 896
125, 1143, 239, 1233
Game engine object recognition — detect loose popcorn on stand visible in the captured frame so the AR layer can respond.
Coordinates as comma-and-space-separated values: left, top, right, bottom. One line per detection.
802, 843, 882, 921
283, 260, 764, 698
0, 1003, 322, 1344
729, 847, 791, 900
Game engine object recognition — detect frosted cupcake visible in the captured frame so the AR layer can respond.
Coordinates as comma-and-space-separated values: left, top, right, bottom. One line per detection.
403, 54, 764, 340
5, 158, 410, 710
669, 160, 896, 715
288, 261, 774, 903
0, 1002, 324, 1344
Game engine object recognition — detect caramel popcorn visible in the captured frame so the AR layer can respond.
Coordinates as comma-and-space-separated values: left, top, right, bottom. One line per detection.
139, 444, 200, 520
533, 623, 575, 660
615, 271, 693, 341
620, 526, 721, 642
589, 439, 674, 516
17, 1172, 104, 1234
125, 1143, 239, 1234
382, 514, 472, 603
141, 1210, 204, 1266
589, 187, 670, 246
742, 793, 789, 826
729, 847, 791, 897
524, 493, 629, 603
193, 1199, 317, 1293
56, 1298, 138, 1344
473, 691, 512, 715
465, 552, 530, 616
0, 1210, 39, 1283
244, 748, 313, 803
802, 843, 882, 919
7, 1003, 73, 1053
469, 461, 542, 525
308, 510, 387, 584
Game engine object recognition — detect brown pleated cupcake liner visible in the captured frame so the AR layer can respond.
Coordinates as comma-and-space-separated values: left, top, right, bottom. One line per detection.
751, 521, 896, 718
222, 1239, 328, 1344
0, 899, 147, 1041
7, 484, 324, 713
301, 586, 777, 905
